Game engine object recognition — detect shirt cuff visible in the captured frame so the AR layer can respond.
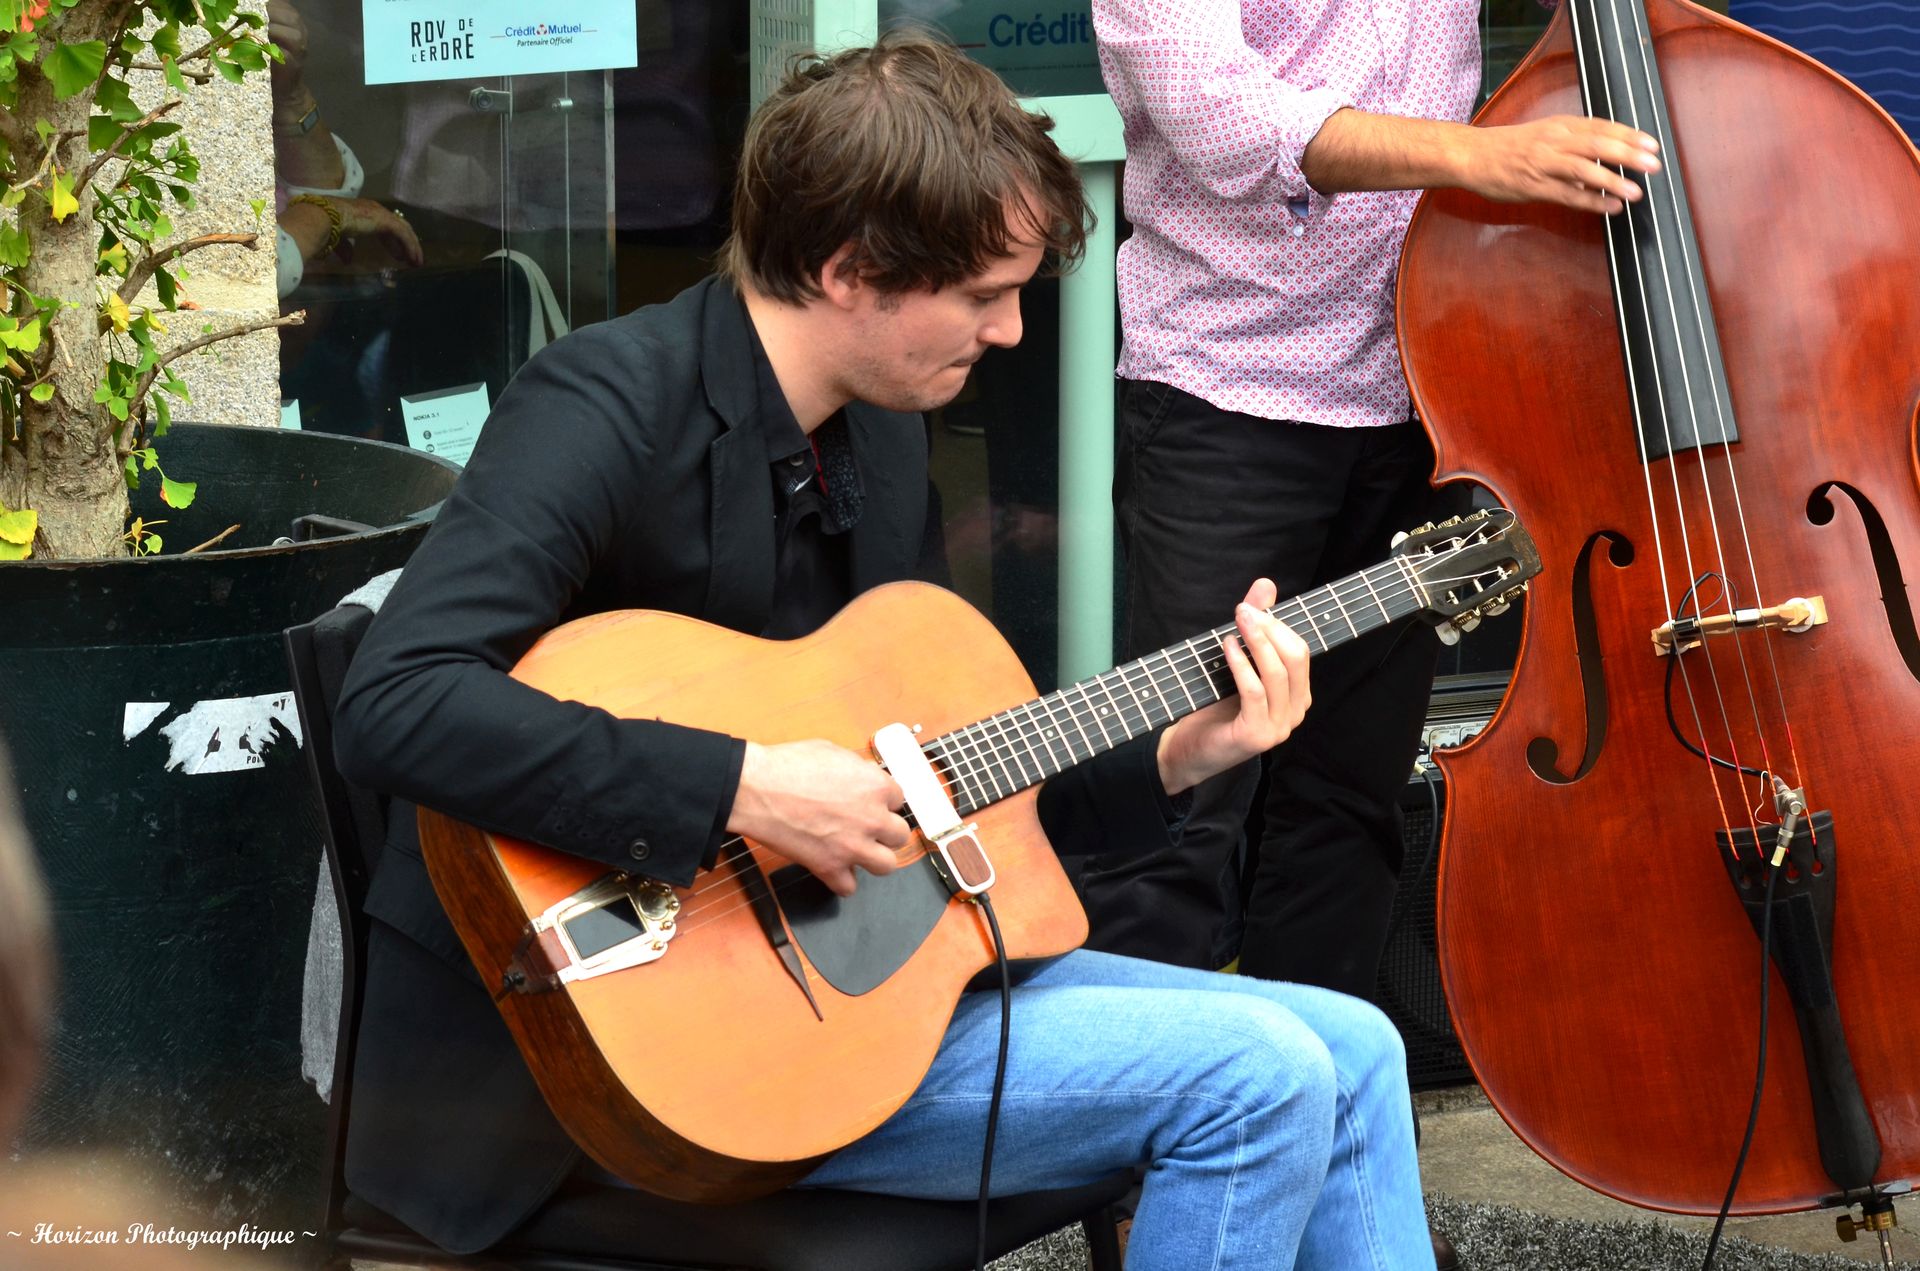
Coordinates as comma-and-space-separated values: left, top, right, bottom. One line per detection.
700, 736, 749, 871
1292, 84, 1354, 211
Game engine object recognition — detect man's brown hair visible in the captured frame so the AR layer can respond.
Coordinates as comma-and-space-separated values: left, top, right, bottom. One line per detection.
720, 30, 1092, 301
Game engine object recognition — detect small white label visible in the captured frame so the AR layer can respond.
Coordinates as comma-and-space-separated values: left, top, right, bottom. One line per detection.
280, 398, 302, 430
124, 693, 304, 775
401, 381, 490, 469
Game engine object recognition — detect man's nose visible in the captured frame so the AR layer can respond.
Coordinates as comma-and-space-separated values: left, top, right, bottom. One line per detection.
981, 296, 1023, 348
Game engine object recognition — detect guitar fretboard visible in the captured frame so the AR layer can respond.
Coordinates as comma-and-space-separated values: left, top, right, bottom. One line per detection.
923, 556, 1431, 815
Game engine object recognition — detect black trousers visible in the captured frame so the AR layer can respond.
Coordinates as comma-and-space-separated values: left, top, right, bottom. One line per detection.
1079, 380, 1454, 997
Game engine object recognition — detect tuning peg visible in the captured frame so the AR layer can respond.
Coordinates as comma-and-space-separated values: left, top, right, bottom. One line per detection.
1481, 599, 1508, 617
1435, 621, 1462, 646
1455, 612, 1481, 632
1438, 516, 1463, 528
1390, 530, 1409, 549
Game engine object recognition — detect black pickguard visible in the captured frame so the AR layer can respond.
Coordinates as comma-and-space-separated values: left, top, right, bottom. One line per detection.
770, 857, 952, 996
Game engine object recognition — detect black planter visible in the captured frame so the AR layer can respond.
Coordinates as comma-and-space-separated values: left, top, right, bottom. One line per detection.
0, 423, 459, 1242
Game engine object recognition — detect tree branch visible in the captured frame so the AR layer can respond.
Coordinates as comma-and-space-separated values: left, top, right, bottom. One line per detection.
129, 60, 214, 85
130, 310, 304, 414
178, 19, 252, 68
77, 99, 184, 195
118, 231, 259, 304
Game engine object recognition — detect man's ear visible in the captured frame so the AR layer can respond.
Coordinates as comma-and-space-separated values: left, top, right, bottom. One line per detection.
817, 243, 866, 312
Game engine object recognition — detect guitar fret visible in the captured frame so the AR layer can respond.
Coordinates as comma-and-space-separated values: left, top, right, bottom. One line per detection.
941, 729, 996, 811
1287, 598, 1326, 653
1394, 556, 1429, 613
1357, 568, 1390, 624
985, 708, 1040, 789
1112, 660, 1165, 734
1021, 696, 1072, 779
1163, 645, 1200, 716
1092, 668, 1140, 743
1059, 686, 1099, 766
1327, 578, 1360, 639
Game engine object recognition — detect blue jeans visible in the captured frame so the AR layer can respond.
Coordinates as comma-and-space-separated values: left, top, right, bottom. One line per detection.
801, 949, 1432, 1271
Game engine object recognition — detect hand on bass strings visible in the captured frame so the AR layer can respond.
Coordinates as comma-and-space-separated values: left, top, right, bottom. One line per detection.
1455, 114, 1662, 215
1155, 577, 1312, 796
729, 739, 908, 896
1302, 108, 1661, 217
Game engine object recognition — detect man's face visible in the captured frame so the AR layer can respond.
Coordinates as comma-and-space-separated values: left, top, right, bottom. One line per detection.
837, 230, 1045, 415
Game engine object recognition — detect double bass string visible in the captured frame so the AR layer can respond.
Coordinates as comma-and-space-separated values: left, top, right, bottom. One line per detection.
1616, 0, 1812, 812
1580, 0, 1797, 843
1595, 0, 1773, 815
1569, 0, 1747, 837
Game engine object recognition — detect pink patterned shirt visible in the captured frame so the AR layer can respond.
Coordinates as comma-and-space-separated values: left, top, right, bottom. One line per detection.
1094, 0, 1481, 427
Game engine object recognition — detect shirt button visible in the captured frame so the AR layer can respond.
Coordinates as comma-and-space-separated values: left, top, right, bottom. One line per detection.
627, 838, 652, 862
1291, 223, 1305, 237
787, 455, 806, 466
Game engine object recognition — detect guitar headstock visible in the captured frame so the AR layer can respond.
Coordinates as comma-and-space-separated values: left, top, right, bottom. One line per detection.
1392, 508, 1541, 645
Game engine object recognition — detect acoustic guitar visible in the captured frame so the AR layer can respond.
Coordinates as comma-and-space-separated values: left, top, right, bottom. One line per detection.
418, 507, 1538, 1202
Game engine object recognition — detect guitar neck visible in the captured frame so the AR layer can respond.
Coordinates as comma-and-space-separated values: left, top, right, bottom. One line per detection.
925, 556, 1431, 815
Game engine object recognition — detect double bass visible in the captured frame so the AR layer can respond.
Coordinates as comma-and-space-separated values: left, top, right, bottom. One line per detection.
1397, 0, 1920, 1229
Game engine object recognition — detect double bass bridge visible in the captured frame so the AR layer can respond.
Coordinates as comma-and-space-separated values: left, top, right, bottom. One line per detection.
1652, 594, 1828, 656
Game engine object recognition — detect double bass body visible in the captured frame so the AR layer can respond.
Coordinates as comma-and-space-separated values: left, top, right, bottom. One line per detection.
1397, 0, 1920, 1213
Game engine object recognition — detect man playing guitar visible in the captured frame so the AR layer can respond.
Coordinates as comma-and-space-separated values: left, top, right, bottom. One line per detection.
334, 31, 1437, 1270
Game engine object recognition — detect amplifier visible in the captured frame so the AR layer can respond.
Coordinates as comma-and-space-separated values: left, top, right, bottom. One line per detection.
1375, 672, 1510, 1089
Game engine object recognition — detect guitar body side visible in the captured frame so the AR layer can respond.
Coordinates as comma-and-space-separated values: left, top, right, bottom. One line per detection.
418, 582, 1089, 1201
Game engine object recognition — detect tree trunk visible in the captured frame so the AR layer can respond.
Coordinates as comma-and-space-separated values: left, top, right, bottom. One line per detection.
2, 7, 133, 560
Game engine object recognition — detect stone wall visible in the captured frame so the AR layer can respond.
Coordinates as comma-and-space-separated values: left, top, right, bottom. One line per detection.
127, 23, 281, 430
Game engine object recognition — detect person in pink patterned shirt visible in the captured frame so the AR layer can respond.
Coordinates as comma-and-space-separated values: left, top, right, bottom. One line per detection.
1081, 5, 1658, 1260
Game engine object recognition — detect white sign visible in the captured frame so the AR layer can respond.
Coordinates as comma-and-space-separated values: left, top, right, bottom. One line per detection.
401, 381, 491, 468
280, 398, 302, 429
361, 0, 639, 85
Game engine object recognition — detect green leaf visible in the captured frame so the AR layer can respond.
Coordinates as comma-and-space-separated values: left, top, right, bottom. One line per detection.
47, 169, 76, 222
93, 74, 137, 122
0, 317, 41, 352
0, 539, 30, 560
41, 40, 107, 101
161, 55, 186, 92
159, 476, 195, 509
149, 24, 182, 60
153, 392, 172, 432
139, 532, 162, 554
0, 221, 28, 268
211, 54, 243, 84
135, 445, 160, 469
28, 382, 53, 402
0, 505, 37, 546
154, 266, 176, 309
87, 114, 122, 151
161, 374, 189, 402
105, 393, 129, 421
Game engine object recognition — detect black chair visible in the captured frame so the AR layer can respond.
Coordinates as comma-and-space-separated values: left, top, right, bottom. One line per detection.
285, 602, 1129, 1271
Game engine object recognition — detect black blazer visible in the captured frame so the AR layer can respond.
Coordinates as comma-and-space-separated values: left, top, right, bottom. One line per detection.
332, 277, 1183, 1253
